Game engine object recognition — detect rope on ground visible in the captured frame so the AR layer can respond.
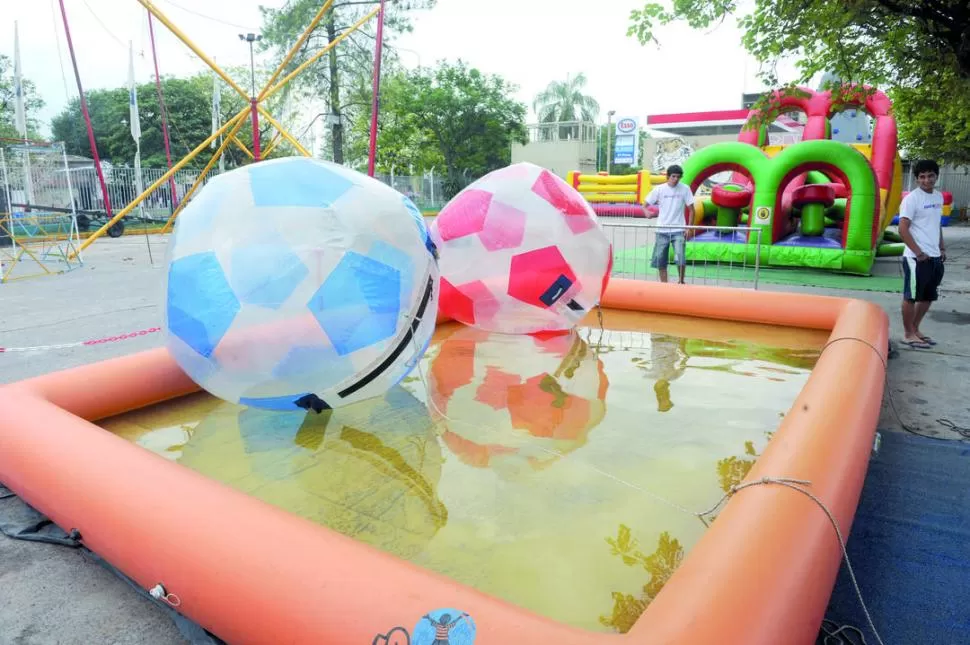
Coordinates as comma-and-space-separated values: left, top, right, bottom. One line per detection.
700, 476, 885, 645
0, 327, 161, 353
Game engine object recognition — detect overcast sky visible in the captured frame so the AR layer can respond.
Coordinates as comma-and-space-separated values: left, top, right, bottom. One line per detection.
7, 0, 805, 138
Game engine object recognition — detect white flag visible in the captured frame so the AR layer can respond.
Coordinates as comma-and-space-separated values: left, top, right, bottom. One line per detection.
13, 21, 26, 137
211, 69, 221, 149
129, 42, 144, 208
128, 42, 141, 142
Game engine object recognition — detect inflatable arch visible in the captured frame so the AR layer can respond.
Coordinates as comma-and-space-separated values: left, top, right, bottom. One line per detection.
683, 86, 904, 274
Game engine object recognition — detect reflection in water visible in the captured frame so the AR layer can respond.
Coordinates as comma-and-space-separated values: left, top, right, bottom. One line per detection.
427, 327, 609, 477
633, 334, 688, 412
100, 315, 820, 633
600, 525, 685, 633
178, 387, 447, 560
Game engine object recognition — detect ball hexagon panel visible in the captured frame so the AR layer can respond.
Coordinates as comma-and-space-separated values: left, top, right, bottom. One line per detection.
238, 393, 317, 412
247, 157, 355, 208
174, 175, 231, 244
435, 189, 492, 241
440, 277, 475, 326
229, 240, 309, 310
508, 246, 579, 309
309, 251, 402, 357
167, 251, 240, 358
478, 200, 527, 251
402, 196, 437, 257
531, 169, 598, 234
273, 344, 358, 386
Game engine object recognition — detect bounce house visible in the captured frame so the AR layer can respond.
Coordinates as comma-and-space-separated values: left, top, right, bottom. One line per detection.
680, 85, 904, 275
564, 170, 666, 217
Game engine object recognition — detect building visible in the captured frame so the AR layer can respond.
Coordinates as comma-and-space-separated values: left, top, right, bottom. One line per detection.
510, 121, 598, 178
643, 108, 805, 172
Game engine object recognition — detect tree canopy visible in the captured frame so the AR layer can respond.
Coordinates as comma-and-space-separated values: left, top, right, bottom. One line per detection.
50, 70, 295, 168
352, 60, 528, 197
628, 0, 970, 165
0, 54, 45, 141
533, 73, 600, 124
259, 0, 434, 164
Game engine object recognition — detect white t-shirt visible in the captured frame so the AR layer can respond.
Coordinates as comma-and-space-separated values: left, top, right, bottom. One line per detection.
899, 188, 942, 258
646, 182, 694, 232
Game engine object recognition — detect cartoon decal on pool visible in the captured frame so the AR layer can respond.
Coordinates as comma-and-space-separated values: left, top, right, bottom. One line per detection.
372, 608, 477, 645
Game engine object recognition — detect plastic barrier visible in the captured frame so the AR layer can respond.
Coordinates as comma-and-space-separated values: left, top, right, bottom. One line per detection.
566, 171, 667, 217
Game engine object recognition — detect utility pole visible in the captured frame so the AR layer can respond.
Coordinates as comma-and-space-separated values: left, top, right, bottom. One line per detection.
606, 110, 616, 175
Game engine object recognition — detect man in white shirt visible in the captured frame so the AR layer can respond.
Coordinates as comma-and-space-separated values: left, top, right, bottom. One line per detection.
898, 159, 947, 349
645, 164, 696, 284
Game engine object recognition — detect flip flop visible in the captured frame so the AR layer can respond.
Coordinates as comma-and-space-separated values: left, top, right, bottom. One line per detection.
918, 336, 938, 346
900, 339, 932, 349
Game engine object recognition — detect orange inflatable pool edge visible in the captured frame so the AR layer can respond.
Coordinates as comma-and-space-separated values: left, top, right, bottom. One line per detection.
0, 279, 888, 645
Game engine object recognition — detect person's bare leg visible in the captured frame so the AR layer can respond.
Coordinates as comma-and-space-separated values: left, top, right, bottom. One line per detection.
913, 301, 932, 338
901, 300, 921, 342
677, 263, 685, 284
658, 267, 669, 283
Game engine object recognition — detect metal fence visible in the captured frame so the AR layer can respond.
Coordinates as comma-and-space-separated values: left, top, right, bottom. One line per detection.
600, 221, 763, 289
0, 142, 84, 281
372, 173, 453, 211
69, 166, 216, 223
72, 166, 456, 217
938, 167, 970, 215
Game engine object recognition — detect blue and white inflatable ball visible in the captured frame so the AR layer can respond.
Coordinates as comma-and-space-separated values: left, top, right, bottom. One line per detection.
164, 157, 439, 412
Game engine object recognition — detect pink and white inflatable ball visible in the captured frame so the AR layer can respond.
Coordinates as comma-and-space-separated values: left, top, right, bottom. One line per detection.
429, 162, 613, 335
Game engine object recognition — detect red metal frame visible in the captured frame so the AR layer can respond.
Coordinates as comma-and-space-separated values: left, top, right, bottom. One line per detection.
367, 0, 387, 177
147, 12, 179, 210
57, 0, 113, 219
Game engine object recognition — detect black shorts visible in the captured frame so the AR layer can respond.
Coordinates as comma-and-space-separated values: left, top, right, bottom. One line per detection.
902, 256, 944, 302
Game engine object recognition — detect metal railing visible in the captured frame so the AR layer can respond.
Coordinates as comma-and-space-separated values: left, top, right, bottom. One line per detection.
372, 173, 461, 211
68, 166, 214, 222
523, 120, 598, 144
938, 168, 970, 214
600, 221, 763, 289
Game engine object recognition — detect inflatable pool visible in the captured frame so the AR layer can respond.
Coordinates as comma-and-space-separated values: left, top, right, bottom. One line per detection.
0, 279, 888, 644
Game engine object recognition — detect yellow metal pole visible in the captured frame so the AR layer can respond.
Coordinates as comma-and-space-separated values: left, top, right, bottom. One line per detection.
257, 106, 312, 157
137, 0, 250, 102
230, 136, 255, 159
73, 106, 250, 255
262, 133, 284, 158
161, 115, 251, 233
262, 7, 379, 102
258, 0, 335, 101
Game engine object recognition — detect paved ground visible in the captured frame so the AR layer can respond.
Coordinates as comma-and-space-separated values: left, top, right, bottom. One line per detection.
1, 224, 968, 644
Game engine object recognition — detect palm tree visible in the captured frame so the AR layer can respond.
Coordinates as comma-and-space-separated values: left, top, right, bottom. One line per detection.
533, 73, 600, 141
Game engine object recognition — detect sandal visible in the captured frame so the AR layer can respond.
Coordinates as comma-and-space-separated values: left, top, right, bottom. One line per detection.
900, 339, 932, 349
918, 336, 937, 346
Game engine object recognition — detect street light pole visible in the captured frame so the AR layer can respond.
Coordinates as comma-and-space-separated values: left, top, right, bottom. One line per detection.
606, 110, 616, 175
239, 33, 262, 160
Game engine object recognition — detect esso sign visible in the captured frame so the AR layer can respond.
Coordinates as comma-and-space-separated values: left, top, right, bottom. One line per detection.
616, 118, 638, 134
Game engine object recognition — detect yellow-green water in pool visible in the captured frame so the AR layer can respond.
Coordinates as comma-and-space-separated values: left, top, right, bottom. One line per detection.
99, 310, 824, 633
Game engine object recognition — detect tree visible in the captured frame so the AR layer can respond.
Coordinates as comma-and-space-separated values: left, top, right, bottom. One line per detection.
49, 71, 293, 169
533, 73, 600, 141
627, 0, 970, 165
534, 73, 600, 123
259, 0, 434, 165
0, 54, 45, 140
351, 60, 528, 197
